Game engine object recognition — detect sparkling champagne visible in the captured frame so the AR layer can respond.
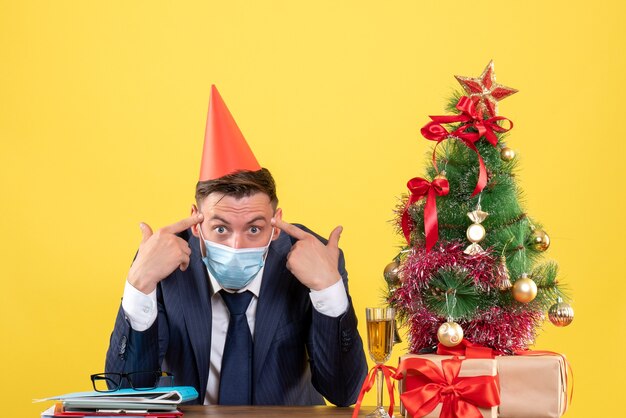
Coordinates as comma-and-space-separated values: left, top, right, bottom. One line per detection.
366, 318, 393, 364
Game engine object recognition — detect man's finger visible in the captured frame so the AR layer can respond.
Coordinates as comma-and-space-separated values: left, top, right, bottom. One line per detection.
161, 213, 204, 234
272, 218, 311, 241
139, 222, 153, 243
179, 254, 190, 272
327, 225, 343, 250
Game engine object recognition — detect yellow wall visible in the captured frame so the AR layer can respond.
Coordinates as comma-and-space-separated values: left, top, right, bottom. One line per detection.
1, 1, 623, 416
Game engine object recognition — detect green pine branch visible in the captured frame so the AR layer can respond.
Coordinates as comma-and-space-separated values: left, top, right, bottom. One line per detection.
423, 267, 495, 319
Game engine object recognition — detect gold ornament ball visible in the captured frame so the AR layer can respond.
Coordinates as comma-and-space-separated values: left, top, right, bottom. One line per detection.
500, 147, 516, 161
383, 261, 401, 284
530, 229, 551, 252
466, 223, 486, 243
437, 321, 464, 347
548, 299, 574, 327
512, 275, 538, 303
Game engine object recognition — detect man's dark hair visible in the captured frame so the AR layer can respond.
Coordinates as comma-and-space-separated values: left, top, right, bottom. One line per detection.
195, 168, 278, 208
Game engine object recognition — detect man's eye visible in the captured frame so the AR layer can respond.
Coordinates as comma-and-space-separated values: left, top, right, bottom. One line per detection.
215, 226, 226, 234
250, 226, 260, 234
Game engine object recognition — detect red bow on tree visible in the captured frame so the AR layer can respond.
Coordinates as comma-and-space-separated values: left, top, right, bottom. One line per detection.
420, 96, 513, 196
395, 356, 500, 418
401, 176, 449, 251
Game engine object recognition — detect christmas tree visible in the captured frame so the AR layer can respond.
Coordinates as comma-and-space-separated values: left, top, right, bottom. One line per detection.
386, 61, 574, 354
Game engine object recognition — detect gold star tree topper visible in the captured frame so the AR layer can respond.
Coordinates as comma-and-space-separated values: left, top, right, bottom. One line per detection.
455, 60, 518, 118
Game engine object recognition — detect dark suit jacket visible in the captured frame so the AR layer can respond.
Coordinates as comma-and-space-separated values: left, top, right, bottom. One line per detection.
105, 225, 367, 406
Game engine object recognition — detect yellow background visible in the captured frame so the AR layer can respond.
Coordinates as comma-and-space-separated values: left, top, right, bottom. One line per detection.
1, 1, 623, 416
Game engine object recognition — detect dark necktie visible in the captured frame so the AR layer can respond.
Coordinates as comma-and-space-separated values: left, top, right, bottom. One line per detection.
218, 290, 254, 405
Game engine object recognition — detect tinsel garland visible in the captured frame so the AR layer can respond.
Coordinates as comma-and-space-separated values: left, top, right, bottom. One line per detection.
390, 241, 543, 353
401, 305, 544, 354
397, 241, 496, 293
461, 307, 544, 353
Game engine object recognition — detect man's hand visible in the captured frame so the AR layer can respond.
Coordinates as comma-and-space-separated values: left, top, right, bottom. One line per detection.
272, 218, 343, 291
127, 213, 204, 294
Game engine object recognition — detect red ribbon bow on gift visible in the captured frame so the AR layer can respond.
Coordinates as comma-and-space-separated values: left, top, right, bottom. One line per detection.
436, 338, 496, 359
401, 176, 449, 251
351, 364, 397, 418
394, 356, 500, 418
421, 96, 513, 197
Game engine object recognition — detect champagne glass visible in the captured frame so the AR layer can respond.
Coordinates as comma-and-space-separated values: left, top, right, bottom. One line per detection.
365, 307, 395, 418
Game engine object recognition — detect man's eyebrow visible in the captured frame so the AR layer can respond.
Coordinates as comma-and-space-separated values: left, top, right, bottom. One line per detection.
246, 216, 267, 225
207, 215, 267, 225
208, 215, 231, 224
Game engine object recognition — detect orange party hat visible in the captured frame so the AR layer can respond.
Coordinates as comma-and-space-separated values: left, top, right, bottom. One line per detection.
199, 85, 261, 181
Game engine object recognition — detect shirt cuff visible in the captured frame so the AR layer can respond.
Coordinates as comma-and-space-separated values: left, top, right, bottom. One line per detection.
309, 279, 349, 318
121, 280, 158, 331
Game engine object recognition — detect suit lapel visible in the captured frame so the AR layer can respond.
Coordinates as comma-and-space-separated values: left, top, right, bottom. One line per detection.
253, 237, 289, 383
179, 234, 212, 396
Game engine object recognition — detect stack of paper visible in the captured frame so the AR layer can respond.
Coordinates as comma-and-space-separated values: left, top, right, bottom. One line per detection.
37, 386, 198, 417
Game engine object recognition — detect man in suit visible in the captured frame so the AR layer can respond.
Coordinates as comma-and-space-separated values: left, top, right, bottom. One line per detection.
105, 86, 367, 406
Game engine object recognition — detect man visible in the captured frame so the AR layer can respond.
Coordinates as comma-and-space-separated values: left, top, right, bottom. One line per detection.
105, 86, 367, 406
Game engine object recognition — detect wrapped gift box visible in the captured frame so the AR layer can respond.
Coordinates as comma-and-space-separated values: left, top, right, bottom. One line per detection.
398, 352, 569, 418
497, 354, 568, 418
398, 354, 498, 418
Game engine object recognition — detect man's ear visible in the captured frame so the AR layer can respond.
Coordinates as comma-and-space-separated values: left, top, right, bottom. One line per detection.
191, 203, 207, 257
272, 208, 283, 240
191, 204, 200, 238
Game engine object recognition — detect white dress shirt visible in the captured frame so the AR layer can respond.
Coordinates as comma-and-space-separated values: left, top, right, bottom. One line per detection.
122, 266, 349, 404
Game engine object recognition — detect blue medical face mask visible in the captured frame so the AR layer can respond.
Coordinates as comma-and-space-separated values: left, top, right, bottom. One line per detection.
199, 226, 274, 290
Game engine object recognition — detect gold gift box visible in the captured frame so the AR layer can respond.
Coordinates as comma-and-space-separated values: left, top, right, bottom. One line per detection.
497, 354, 568, 418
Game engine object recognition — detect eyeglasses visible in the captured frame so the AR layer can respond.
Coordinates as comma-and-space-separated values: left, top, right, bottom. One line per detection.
90, 371, 174, 392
